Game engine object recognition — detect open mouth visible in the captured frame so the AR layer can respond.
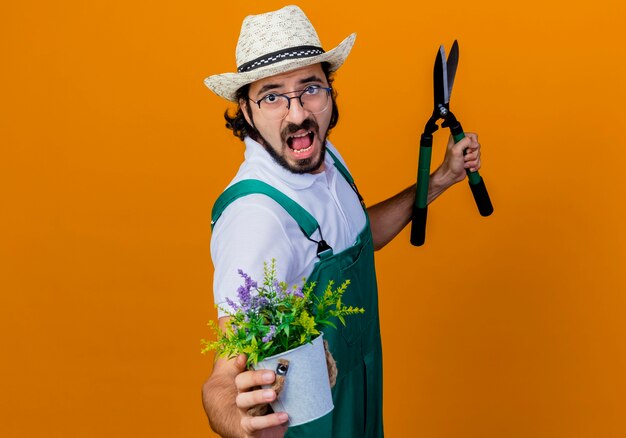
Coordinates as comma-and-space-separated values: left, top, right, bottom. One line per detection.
286, 131, 315, 154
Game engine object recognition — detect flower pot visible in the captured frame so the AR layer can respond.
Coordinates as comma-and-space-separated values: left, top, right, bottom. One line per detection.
254, 333, 333, 427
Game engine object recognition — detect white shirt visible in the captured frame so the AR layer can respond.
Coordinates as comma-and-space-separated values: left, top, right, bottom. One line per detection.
211, 137, 366, 317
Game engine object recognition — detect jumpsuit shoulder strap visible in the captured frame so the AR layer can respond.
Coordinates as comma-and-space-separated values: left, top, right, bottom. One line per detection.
326, 149, 354, 184
326, 148, 365, 206
211, 179, 319, 238
211, 179, 333, 259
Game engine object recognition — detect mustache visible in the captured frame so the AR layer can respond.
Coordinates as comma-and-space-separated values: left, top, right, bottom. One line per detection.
281, 119, 319, 140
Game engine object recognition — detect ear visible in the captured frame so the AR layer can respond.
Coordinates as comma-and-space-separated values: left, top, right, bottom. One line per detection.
240, 98, 254, 127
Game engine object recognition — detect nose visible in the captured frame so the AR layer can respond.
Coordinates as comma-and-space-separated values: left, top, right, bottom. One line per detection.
284, 96, 309, 124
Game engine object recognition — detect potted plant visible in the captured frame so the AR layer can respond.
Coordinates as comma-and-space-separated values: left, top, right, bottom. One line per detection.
201, 259, 364, 426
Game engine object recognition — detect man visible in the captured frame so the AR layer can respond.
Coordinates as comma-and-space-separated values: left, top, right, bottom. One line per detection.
202, 6, 482, 437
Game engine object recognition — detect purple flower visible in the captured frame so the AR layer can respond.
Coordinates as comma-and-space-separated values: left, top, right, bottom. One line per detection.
262, 325, 276, 343
273, 279, 285, 297
237, 285, 251, 310
291, 285, 304, 298
225, 297, 239, 311
237, 269, 259, 311
252, 296, 269, 309
238, 269, 258, 289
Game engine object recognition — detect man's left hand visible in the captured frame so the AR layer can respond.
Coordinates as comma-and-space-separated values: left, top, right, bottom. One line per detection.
438, 132, 482, 185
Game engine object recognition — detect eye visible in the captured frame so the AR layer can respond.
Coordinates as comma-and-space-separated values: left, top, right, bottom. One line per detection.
261, 93, 281, 105
303, 85, 321, 95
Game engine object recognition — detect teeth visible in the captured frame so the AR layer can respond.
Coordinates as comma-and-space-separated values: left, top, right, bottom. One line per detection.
293, 145, 312, 154
292, 131, 311, 138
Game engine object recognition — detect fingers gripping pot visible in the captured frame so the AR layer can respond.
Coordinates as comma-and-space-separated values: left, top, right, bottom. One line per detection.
249, 334, 337, 427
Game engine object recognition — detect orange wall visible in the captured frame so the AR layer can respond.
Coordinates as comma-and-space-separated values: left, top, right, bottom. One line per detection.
2, 1, 625, 437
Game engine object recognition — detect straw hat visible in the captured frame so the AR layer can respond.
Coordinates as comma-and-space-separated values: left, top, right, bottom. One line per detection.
204, 5, 356, 102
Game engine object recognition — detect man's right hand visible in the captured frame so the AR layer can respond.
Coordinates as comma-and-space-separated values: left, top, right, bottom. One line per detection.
202, 351, 288, 438
233, 354, 289, 437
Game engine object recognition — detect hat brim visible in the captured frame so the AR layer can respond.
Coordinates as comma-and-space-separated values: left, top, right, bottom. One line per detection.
204, 33, 356, 102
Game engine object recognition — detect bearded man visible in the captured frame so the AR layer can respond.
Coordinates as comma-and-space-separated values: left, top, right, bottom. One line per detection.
202, 5, 482, 437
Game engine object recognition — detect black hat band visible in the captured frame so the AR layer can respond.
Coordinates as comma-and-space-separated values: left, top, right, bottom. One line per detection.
237, 45, 325, 73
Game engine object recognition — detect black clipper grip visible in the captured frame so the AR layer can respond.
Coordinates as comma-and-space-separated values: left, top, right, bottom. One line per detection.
410, 206, 428, 246
469, 177, 494, 217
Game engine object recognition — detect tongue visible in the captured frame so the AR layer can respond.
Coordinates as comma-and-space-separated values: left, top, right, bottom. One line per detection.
291, 134, 312, 151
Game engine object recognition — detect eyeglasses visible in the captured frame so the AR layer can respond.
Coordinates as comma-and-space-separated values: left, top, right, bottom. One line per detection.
249, 85, 332, 120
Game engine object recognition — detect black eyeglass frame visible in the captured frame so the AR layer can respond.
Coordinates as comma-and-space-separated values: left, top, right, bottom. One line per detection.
248, 86, 333, 113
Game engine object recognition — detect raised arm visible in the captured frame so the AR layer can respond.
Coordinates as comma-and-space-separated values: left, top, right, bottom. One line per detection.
368, 133, 481, 251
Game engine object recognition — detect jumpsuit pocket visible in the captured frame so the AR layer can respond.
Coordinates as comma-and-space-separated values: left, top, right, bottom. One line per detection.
338, 237, 378, 347
338, 245, 367, 346
339, 314, 363, 346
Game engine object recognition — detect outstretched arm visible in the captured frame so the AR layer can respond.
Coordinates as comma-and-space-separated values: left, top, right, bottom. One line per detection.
368, 133, 481, 251
202, 318, 288, 437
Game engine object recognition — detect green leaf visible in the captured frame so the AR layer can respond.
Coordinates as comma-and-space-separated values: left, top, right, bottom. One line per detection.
319, 320, 337, 329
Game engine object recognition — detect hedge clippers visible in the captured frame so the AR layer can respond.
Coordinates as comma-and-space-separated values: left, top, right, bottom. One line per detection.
410, 40, 494, 246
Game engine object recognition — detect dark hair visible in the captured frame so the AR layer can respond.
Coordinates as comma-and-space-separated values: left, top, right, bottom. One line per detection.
224, 62, 339, 141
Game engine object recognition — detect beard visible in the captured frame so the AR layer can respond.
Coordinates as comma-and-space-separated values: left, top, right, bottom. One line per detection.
257, 118, 327, 174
